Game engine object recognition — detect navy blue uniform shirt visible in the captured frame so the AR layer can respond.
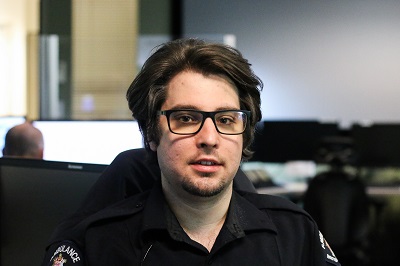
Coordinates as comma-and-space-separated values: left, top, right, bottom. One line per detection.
42, 183, 340, 266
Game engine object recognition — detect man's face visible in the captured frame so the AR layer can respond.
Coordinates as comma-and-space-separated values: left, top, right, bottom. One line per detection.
152, 70, 243, 199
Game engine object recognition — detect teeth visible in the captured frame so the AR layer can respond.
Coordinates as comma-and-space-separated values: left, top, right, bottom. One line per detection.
199, 161, 214, 166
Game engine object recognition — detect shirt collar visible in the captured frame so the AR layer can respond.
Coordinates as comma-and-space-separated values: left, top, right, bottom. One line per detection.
140, 182, 277, 241
230, 190, 277, 233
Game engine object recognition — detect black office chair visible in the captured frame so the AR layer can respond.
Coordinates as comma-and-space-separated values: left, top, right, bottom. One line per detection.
304, 171, 370, 265
303, 137, 371, 266
47, 148, 256, 244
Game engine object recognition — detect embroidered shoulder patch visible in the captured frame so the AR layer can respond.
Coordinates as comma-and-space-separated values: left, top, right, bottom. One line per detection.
45, 241, 84, 266
319, 231, 341, 265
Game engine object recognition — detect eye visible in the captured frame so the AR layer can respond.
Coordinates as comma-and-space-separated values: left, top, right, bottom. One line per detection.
217, 115, 236, 125
172, 111, 201, 124
178, 115, 195, 123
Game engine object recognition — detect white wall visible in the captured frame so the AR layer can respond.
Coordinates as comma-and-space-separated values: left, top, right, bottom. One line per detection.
183, 0, 400, 127
0, 0, 39, 116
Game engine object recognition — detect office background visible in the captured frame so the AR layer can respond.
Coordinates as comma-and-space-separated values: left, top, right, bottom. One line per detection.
2, 1, 400, 265
183, 0, 400, 126
2, 0, 400, 126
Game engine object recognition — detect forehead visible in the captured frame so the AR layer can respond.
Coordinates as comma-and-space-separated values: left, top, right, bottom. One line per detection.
163, 71, 240, 110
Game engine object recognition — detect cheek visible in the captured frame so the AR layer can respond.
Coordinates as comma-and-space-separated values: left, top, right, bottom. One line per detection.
229, 135, 244, 149
156, 132, 180, 158
152, 117, 172, 150
232, 136, 244, 161
156, 139, 186, 176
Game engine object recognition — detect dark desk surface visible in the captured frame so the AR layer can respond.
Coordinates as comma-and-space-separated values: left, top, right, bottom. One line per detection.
257, 184, 400, 196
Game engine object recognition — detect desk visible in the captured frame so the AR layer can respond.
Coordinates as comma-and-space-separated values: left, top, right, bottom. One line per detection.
367, 186, 400, 196
257, 184, 400, 196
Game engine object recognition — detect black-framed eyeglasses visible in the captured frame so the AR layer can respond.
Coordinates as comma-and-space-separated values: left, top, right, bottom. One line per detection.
158, 109, 251, 135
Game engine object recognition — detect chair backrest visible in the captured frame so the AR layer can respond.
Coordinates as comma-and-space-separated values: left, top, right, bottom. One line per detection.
303, 171, 370, 247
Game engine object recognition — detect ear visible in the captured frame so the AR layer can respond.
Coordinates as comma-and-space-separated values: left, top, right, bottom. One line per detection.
38, 149, 44, 159
149, 141, 157, 152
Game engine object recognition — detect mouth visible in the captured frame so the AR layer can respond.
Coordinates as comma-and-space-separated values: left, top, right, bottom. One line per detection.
190, 158, 222, 173
197, 160, 218, 166
191, 158, 222, 166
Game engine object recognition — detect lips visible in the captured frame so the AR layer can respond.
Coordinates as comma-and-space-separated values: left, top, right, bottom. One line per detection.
190, 158, 222, 174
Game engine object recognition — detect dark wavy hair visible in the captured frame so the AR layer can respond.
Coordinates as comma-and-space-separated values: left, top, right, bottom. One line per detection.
126, 38, 262, 161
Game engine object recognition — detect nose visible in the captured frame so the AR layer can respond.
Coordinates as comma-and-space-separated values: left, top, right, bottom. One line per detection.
195, 117, 219, 148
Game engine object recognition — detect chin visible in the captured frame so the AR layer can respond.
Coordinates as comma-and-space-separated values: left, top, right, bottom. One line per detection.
182, 181, 227, 198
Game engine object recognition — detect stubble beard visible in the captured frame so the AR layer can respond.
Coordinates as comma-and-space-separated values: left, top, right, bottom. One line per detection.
181, 173, 228, 197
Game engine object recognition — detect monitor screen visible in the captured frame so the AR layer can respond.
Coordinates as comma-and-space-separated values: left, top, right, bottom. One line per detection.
0, 116, 26, 157
0, 158, 107, 265
33, 120, 143, 164
352, 123, 400, 166
251, 120, 339, 163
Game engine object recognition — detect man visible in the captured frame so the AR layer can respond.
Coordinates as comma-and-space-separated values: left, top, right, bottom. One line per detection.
42, 39, 340, 265
2, 122, 44, 159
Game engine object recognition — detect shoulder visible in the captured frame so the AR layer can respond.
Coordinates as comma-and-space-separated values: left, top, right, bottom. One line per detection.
237, 191, 341, 265
42, 192, 150, 265
42, 240, 84, 266
238, 191, 311, 217
46, 191, 150, 246
78, 190, 151, 234
234, 191, 316, 236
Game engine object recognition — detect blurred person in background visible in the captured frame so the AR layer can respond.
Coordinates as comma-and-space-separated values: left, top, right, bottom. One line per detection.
2, 122, 44, 159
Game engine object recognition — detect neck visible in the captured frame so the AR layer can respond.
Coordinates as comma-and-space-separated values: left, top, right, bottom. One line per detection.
163, 182, 232, 252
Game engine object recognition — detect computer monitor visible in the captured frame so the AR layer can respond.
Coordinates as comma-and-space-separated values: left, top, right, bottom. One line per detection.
352, 123, 400, 166
0, 157, 107, 266
33, 120, 143, 164
251, 120, 340, 163
0, 116, 26, 157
